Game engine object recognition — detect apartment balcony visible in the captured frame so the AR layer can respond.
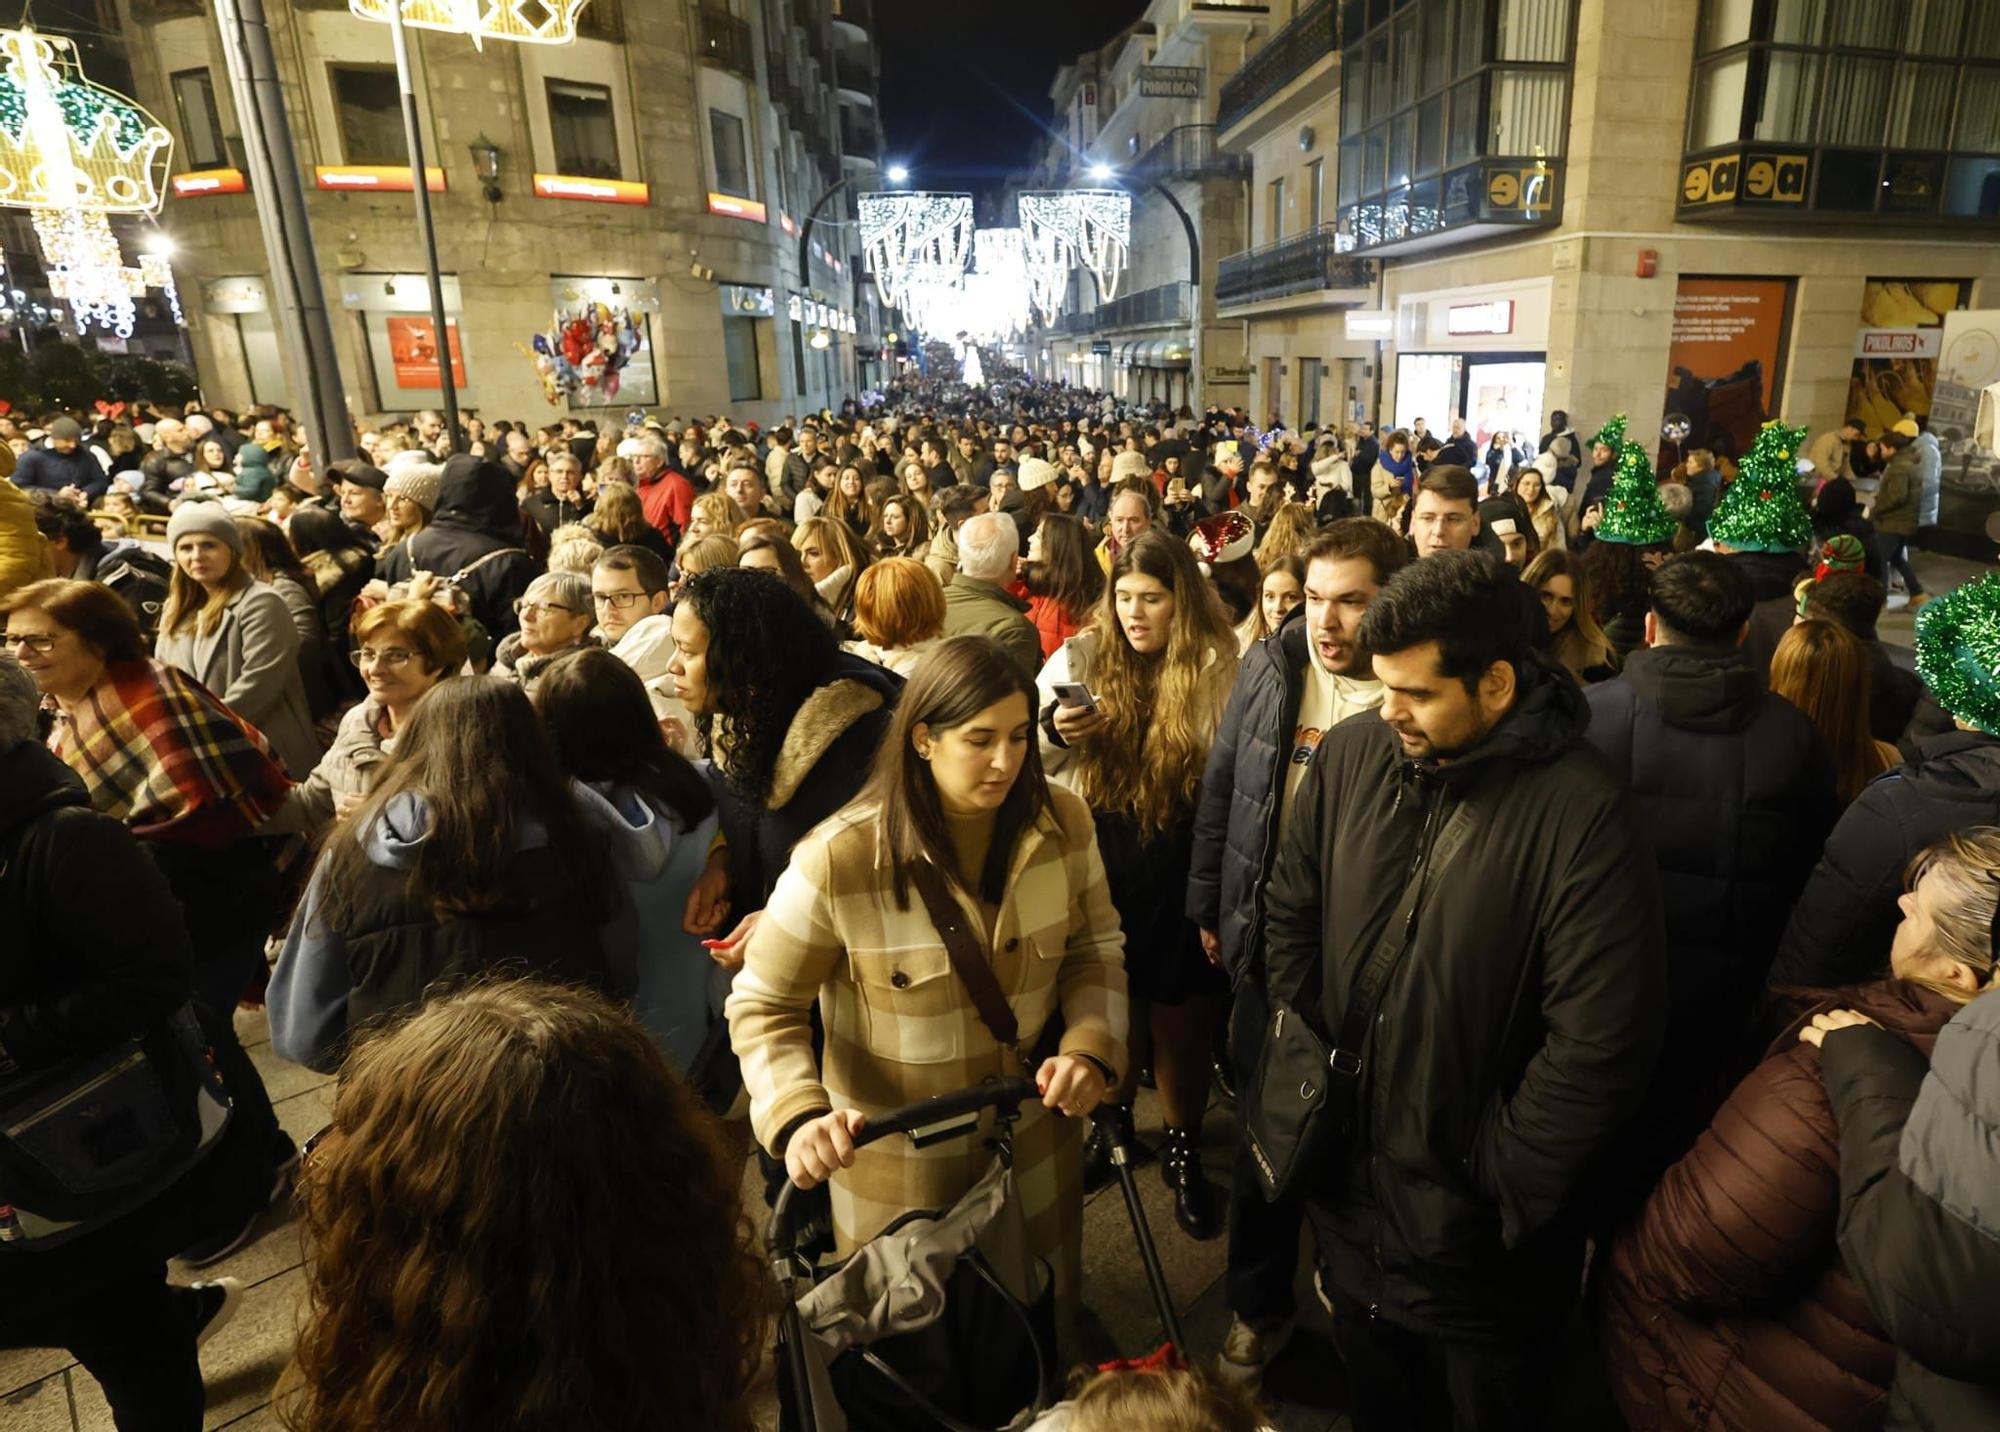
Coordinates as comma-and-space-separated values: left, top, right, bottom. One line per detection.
1215, 0, 1337, 140
695, 7, 754, 80
835, 51, 874, 104
830, 0, 871, 42
1057, 281, 1193, 334
839, 109, 878, 157
1129, 125, 1248, 185
1215, 225, 1373, 309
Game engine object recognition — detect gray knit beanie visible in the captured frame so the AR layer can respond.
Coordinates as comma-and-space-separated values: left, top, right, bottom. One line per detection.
165, 500, 243, 555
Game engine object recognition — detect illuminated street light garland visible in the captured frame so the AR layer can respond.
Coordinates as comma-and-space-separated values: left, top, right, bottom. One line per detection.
1018, 188, 1132, 318
0, 27, 178, 336
857, 191, 974, 311
348, 0, 593, 46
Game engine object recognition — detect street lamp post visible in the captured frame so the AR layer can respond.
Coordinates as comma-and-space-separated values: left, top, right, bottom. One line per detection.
1090, 162, 1201, 407
383, 2, 460, 453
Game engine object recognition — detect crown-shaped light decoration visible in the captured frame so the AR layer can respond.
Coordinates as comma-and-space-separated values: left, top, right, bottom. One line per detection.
348, 0, 594, 47
0, 28, 172, 214
32, 207, 182, 337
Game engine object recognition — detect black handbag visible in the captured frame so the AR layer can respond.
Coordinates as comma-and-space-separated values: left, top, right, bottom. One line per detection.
0, 1005, 233, 1249
1244, 801, 1474, 1202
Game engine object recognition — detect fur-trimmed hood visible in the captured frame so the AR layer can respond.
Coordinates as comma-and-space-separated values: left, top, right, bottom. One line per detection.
767, 662, 897, 808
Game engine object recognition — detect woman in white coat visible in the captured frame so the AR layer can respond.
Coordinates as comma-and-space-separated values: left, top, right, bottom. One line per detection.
154, 503, 320, 778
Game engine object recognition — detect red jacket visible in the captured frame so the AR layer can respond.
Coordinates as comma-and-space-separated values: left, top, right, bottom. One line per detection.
638, 467, 695, 543
1599, 979, 1961, 1431
1026, 594, 1085, 660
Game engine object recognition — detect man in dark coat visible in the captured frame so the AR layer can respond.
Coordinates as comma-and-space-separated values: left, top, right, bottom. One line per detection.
377, 453, 539, 639
1189, 520, 1412, 1390
13, 418, 107, 502
1584, 551, 1838, 1194
1264, 551, 1666, 1429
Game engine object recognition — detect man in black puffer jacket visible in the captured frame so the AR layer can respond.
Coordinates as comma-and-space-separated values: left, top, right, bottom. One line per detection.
1585, 552, 1838, 1194
1822, 989, 2000, 1430
1265, 552, 1666, 1429
1189, 519, 1411, 1389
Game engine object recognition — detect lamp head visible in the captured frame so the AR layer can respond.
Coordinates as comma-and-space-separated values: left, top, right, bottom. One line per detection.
1088, 162, 1114, 181
886, 164, 910, 183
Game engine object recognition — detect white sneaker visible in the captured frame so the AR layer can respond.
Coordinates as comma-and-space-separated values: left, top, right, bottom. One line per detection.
1216, 1314, 1295, 1387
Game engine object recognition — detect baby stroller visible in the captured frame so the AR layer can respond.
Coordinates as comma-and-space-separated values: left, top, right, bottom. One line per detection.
770, 1078, 1187, 1432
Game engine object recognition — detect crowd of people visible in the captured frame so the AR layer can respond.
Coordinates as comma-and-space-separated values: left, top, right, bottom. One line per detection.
0, 370, 1993, 1432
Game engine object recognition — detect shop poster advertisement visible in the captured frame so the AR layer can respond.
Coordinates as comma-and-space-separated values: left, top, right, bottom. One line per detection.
386, 317, 467, 389
1661, 277, 1792, 465
1846, 279, 1966, 438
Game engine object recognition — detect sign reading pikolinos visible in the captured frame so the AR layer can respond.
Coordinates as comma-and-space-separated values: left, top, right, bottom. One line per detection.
1139, 65, 1203, 98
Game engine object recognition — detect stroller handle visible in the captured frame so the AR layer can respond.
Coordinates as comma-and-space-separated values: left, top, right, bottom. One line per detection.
768, 1076, 1038, 1257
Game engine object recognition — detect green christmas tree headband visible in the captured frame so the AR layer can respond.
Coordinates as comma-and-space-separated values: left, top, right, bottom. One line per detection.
1596, 439, 1680, 547
1916, 573, 2000, 736
1707, 419, 1813, 554
1591, 413, 1629, 450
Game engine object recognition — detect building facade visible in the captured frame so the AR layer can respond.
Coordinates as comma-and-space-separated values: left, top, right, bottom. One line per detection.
1022, 0, 1258, 413
1207, 0, 2000, 492
119, 0, 885, 427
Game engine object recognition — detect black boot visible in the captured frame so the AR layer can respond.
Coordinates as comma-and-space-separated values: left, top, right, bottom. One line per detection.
1083, 1104, 1139, 1194
1159, 1126, 1219, 1240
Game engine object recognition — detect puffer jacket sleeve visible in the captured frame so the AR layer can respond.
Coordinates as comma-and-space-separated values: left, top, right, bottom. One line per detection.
1187, 663, 1250, 937
1613, 1046, 1838, 1308
1477, 792, 1667, 1247
1050, 789, 1127, 1083
1769, 778, 1908, 990
726, 829, 844, 1153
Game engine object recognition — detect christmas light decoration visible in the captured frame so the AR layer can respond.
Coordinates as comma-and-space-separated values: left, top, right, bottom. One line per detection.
1018, 188, 1133, 314
1916, 572, 2000, 735
348, 0, 593, 47
0, 28, 178, 336
857, 191, 974, 311
1707, 419, 1813, 554
1594, 437, 1679, 547
0, 28, 171, 212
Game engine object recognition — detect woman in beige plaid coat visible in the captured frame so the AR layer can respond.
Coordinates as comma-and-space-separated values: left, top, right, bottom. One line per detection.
728, 636, 1128, 1316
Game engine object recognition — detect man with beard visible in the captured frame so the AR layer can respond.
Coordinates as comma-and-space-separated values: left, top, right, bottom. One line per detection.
1190, 520, 1414, 1392
1264, 550, 1665, 1430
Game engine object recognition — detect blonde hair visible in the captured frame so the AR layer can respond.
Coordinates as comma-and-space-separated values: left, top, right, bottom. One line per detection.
160, 539, 250, 637
546, 522, 605, 575
688, 491, 739, 538
677, 533, 739, 576
1770, 619, 1892, 804
1901, 827, 2000, 1001
1067, 1367, 1262, 1432
1070, 530, 1238, 836
1253, 502, 1315, 569
793, 515, 871, 582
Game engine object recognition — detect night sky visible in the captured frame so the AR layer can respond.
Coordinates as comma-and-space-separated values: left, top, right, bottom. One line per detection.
872, 0, 1144, 210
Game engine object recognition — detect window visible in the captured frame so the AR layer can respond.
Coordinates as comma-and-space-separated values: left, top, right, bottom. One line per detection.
328, 64, 402, 166
1267, 176, 1285, 241
547, 80, 619, 179
171, 68, 228, 169
1307, 159, 1325, 226
723, 316, 763, 401
710, 108, 751, 197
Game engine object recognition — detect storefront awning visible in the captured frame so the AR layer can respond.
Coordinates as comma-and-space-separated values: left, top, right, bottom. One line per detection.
1116, 341, 1142, 366
1134, 338, 1193, 368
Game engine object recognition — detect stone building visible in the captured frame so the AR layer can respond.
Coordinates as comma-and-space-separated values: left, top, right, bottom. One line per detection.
120, 0, 885, 427
1210, 0, 2000, 495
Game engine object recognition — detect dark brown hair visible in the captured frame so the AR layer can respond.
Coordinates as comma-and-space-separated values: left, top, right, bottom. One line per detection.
534, 647, 713, 829
284, 980, 770, 1432
1022, 511, 1104, 615
1298, 517, 1414, 589
862, 634, 1051, 907
312, 676, 621, 928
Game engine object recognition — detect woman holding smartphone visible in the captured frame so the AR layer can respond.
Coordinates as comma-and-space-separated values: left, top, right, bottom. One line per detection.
1035, 530, 1239, 1240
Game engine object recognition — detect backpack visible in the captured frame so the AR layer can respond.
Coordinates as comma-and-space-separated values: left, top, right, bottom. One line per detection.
94, 543, 173, 639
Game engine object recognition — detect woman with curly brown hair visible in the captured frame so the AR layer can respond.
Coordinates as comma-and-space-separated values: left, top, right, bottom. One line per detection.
282, 979, 770, 1432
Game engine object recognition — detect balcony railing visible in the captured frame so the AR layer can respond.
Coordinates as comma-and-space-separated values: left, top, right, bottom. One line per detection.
695, 8, 754, 79
1057, 281, 1193, 333
835, 51, 873, 95
1215, 225, 1372, 307
839, 110, 877, 157
1130, 125, 1248, 185
1216, 0, 1337, 134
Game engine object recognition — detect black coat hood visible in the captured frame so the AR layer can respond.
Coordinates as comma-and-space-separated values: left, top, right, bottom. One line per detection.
1422, 651, 1587, 785
1620, 644, 1763, 734
432, 454, 522, 539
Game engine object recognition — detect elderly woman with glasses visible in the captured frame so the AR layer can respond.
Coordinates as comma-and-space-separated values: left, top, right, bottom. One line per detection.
263, 599, 467, 838
495, 571, 596, 697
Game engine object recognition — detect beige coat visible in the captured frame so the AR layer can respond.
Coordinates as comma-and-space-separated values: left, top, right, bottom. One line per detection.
728, 785, 1127, 1307
154, 580, 320, 780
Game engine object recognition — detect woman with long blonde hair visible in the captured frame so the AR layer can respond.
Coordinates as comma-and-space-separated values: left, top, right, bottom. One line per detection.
1036, 529, 1238, 1240
1523, 548, 1617, 684
1769, 619, 1900, 804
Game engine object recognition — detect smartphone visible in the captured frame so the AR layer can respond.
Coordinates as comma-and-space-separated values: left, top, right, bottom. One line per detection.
1053, 681, 1097, 713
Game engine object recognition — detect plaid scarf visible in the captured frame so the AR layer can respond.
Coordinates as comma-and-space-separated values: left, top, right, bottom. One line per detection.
52, 658, 292, 847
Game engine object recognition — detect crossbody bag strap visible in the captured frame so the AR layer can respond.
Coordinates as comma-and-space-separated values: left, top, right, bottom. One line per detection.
907, 859, 1019, 1053
448, 546, 526, 585
1324, 798, 1478, 1131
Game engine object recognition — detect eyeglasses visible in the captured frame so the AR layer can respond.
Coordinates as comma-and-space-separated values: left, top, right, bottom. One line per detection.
592, 590, 648, 609
513, 599, 579, 617
2, 632, 55, 653
349, 647, 415, 669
